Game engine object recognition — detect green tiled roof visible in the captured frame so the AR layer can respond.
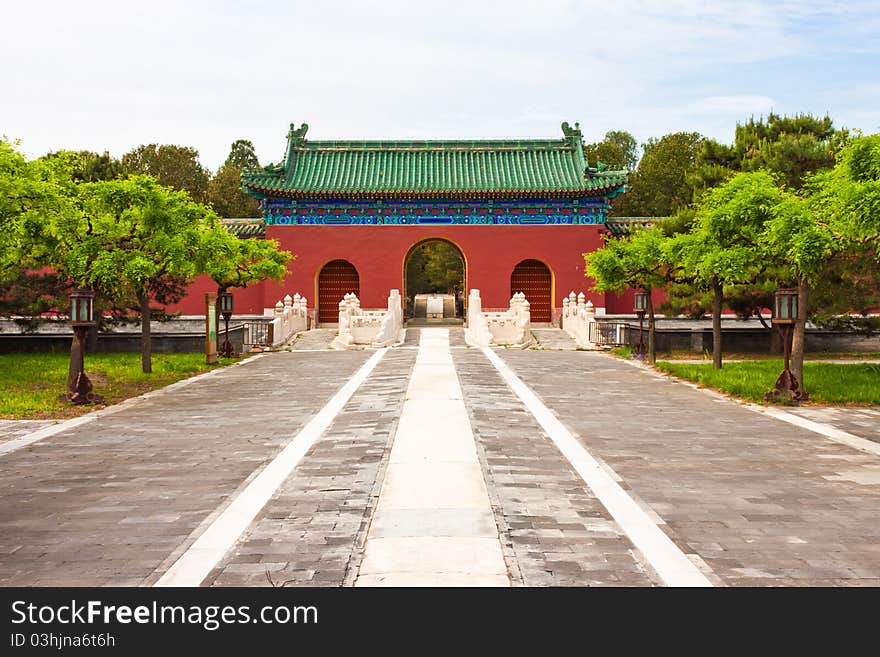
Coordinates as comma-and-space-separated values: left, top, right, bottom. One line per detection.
604, 217, 664, 237
242, 122, 628, 199
221, 218, 265, 238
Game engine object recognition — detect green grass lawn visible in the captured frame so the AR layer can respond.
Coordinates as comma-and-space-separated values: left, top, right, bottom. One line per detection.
656, 360, 880, 405
0, 352, 235, 420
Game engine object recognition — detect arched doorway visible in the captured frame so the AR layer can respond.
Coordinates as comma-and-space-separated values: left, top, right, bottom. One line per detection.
317, 259, 359, 325
511, 259, 552, 323
403, 239, 466, 324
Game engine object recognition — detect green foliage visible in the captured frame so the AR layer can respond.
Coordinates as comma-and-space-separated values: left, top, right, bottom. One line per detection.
202, 229, 291, 292
53, 176, 216, 306
405, 241, 464, 296
122, 144, 211, 203
693, 113, 847, 192
657, 360, 880, 405
583, 130, 638, 171
809, 133, 880, 252
208, 140, 261, 218
683, 171, 783, 286
224, 139, 260, 170
611, 132, 703, 217
585, 225, 670, 292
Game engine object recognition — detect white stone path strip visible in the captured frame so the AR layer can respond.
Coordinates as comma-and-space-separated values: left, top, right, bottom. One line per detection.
356, 329, 510, 586
155, 349, 387, 587
482, 347, 713, 587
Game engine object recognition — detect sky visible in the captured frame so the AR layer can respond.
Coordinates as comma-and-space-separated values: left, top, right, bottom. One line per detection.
3, 0, 879, 171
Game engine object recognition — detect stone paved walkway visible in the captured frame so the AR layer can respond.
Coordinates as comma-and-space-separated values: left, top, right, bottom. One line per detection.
1, 328, 878, 587
785, 406, 880, 445
0, 420, 56, 446
499, 350, 880, 586
530, 328, 578, 351
286, 328, 337, 350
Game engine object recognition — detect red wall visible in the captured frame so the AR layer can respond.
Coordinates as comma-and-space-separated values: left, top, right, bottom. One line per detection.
171, 224, 627, 320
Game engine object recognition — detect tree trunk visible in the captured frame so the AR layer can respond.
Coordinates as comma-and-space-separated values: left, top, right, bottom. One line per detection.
67, 331, 82, 392
86, 324, 98, 354
139, 293, 152, 374
712, 280, 723, 369
792, 279, 809, 391
647, 289, 656, 364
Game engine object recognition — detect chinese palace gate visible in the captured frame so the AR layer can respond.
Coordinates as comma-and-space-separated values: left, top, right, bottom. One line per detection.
173, 121, 644, 323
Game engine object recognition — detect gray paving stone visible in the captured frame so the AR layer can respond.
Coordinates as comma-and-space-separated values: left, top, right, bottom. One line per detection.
497, 350, 880, 587
0, 420, 56, 446
530, 328, 578, 351
453, 349, 656, 587
207, 349, 415, 587
785, 405, 880, 444
0, 351, 371, 586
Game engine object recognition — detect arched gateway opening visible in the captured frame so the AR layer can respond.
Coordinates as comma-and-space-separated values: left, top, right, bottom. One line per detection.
403, 239, 466, 325
511, 259, 553, 323
317, 259, 359, 325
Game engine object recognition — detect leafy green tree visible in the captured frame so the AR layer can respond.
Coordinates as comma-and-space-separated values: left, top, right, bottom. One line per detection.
611, 132, 703, 217
761, 192, 834, 389
583, 130, 638, 171
1, 142, 80, 321
44, 176, 219, 373
673, 171, 779, 369
122, 144, 211, 203
585, 226, 672, 363
693, 113, 847, 193
224, 139, 260, 170
207, 140, 261, 218
202, 229, 292, 295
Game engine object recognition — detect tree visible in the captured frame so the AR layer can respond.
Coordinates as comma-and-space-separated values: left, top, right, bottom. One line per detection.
673, 171, 779, 369
611, 132, 703, 217
1, 142, 80, 320
795, 133, 880, 386
585, 226, 672, 363
224, 139, 260, 170
45, 176, 220, 373
207, 140, 261, 217
761, 193, 834, 391
583, 130, 638, 171
693, 113, 847, 193
202, 228, 292, 295
122, 144, 210, 203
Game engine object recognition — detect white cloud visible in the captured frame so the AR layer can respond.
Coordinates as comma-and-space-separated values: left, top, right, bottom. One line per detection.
1, 0, 877, 168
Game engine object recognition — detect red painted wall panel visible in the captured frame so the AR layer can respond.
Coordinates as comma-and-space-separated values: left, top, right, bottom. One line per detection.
170, 224, 620, 319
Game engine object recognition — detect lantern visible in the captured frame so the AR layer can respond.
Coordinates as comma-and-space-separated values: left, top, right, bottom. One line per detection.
218, 291, 234, 317
69, 289, 95, 326
633, 291, 649, 315
772, 289, 798, 325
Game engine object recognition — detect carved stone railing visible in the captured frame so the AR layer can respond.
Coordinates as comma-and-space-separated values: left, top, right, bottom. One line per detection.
331, 290, 403, 349
465, 289, 532, 348
562, 291, 607, 349
244, 293, 309, 348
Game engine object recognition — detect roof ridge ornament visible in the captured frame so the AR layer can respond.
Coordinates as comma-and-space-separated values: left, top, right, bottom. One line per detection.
561, 121, 582, 140
288, 122, 309, 144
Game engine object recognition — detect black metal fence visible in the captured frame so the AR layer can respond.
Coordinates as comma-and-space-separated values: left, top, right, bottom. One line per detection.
588, 321, 632, 347
242, 320, 274, 348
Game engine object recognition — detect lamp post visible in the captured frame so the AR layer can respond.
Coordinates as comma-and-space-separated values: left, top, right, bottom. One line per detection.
633, 290, 649, 360
764, 288, 807, 402
218, 291, 234, 358
64, 290, 104, 405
